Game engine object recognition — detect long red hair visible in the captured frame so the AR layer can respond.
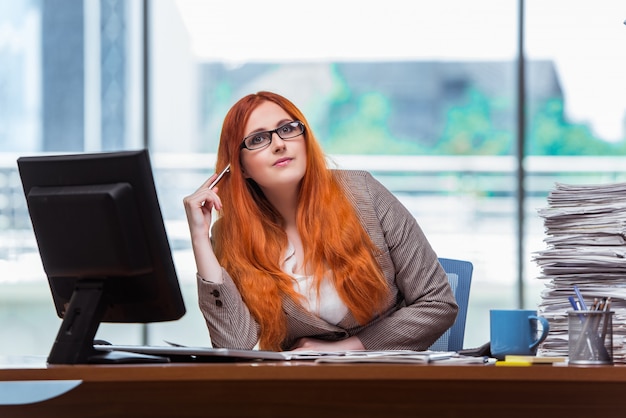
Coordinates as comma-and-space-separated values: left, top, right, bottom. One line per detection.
212, 91, 389, 350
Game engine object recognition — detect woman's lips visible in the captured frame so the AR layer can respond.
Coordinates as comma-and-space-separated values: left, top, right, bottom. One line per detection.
273, 158, 292, 167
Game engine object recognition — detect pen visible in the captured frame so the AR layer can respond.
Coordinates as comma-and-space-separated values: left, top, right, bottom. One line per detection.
571, 287, 594, 356
600, 298, 612, 343
568, 296, 580, 311
594, 298, 612, 361
574, 285, 587, 310
208, 163, 231, 190
164, 340, 186, 348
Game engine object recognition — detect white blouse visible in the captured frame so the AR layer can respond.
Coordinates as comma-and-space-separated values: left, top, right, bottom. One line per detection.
282, 241, 348, 325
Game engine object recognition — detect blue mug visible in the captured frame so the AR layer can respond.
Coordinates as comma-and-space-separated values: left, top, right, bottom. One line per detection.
490, 309, 550, 360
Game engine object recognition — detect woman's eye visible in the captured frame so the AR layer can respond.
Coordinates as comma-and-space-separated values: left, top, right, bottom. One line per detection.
251, 135, 266, 144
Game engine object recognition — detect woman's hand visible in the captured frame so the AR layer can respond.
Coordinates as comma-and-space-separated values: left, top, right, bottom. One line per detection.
183, 173, 224, 239
290, 336, 365, 352
183, 173, 225, 284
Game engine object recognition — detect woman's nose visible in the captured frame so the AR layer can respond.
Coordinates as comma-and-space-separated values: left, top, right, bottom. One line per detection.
271, 133, 286, 152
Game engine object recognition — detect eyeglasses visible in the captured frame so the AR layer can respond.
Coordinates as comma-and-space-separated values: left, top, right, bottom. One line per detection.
240, 121, 305, 150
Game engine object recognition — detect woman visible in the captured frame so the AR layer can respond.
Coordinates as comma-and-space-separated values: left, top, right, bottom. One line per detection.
183, 91, 457, 352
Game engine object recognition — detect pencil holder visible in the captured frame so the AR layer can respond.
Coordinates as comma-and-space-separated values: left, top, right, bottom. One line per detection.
567, 310, 614, 365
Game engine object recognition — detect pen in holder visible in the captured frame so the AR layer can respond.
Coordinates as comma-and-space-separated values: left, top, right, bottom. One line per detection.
568, 310, 614, 365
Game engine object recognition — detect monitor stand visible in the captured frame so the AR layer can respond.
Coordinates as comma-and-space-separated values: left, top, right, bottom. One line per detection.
47, 280, 168, 364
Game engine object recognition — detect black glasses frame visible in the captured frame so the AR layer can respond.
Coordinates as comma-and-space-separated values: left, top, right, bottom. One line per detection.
240, 121, 305, 150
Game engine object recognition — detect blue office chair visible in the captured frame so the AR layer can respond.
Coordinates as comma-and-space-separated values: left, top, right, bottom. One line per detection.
428, 258, 474, 352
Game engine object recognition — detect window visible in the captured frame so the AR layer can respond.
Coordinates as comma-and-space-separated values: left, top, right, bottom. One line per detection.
1, 0, 625, 356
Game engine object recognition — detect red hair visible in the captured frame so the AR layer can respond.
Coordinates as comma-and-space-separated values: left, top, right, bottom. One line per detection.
212, 91, 389, 350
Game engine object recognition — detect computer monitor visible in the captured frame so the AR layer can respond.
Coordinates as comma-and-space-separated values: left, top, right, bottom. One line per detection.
17, 149, 186, 364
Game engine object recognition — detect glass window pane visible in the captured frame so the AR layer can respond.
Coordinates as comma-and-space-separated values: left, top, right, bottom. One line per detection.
525, 0, 626, 330
2, 0, 520, 355
151, 0, 518, 348
0, 0, 145, 356
4, 0, 624, 358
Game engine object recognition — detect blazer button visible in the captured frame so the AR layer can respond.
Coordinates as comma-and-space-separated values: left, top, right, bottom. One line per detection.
215, 300, 223, 307
211, 290, 220, 297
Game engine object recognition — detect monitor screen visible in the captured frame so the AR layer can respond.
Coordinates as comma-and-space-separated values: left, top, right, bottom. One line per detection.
17, 149, 186, 364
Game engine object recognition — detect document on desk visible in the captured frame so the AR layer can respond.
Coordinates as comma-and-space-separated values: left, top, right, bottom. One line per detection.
283, 350, 488, 364
282, 350, 449, 363
93, 344, 289, 362
94, 344, 485, 364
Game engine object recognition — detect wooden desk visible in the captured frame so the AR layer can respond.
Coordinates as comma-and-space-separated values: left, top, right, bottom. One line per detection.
1, 357, 625, 417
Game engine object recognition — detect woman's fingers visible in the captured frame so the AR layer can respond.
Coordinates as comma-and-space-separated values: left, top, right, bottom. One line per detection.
183, 178, 224, 234
184, 188, 222, 214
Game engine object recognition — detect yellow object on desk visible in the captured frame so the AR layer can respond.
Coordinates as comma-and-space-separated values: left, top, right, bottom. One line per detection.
496, 355, 568, 367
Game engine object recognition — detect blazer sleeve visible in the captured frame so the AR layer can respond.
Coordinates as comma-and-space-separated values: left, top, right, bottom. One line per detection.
197, 259, 260, 349
345, 171, 459, 350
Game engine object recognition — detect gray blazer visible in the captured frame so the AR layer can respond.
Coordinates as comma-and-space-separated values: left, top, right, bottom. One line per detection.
197, 170, 458, 351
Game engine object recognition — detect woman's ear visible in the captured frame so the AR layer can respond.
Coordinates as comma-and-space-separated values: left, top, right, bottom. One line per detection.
241, 164, 251, 179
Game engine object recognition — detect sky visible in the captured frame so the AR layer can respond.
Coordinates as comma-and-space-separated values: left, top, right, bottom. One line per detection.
175, 0, 626, 141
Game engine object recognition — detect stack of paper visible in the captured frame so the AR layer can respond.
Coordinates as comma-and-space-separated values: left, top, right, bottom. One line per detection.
534, 182, 626, 363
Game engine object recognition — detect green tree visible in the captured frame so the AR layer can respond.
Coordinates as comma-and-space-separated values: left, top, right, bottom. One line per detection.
528, 98, 626, 156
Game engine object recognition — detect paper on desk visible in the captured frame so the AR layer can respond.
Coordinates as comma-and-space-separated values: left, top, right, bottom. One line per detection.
281, 350, 490, 364
280, 350, 459, 363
